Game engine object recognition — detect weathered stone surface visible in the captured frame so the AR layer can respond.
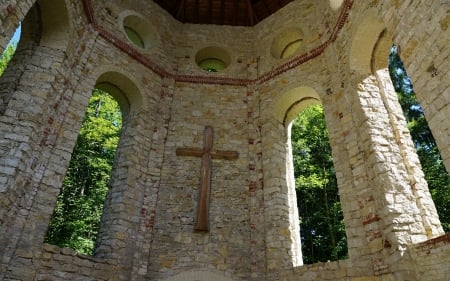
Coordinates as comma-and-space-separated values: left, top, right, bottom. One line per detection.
0, 0, 449, 280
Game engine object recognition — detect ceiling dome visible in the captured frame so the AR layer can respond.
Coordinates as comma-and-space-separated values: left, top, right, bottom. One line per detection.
153, 0, 294, 26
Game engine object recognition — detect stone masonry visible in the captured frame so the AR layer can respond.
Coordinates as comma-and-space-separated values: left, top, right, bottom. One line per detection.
0, 0, 449, 280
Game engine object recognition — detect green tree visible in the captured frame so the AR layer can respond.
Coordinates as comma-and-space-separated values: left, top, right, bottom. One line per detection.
292, 105, 347, 264
388, 45, 450, 232
45, 89, 122, 254
0, 43, 16, 76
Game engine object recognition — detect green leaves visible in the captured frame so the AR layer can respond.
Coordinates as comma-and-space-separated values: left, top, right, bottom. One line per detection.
293, 46, 449, 265
389, 45, 450, 232
292, 105, 347, 264
45, 89, 122, 255
0, 43, 16, 76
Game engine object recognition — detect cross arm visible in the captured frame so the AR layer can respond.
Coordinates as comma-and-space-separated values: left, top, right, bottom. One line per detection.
176, 147, 203, 157
176, 148, 239, 160
210, 150, 239, 160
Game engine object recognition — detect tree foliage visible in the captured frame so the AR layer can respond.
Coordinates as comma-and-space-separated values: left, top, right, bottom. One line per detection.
291, 48, 450, 264
0, 43, 16, 76
45, 89, 122, 255
388, 46, 450, 232
292, 105, 347, 264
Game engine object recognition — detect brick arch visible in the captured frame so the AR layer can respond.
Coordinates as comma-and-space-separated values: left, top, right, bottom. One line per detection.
163, 270, 235, 281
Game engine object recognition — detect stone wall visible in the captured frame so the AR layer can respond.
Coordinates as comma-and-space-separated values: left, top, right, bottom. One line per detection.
379, 0, 450, 174
0, 0, 449, 280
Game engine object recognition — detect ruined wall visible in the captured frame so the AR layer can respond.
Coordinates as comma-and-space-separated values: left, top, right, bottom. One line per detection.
0, 0, 449, 280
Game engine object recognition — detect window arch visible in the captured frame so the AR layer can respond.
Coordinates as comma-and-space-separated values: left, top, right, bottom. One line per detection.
0, 24, 20, 76
0, 0, 75, 257
290, 104, 347, 264
88, 71, 145, 266
388, 45, 450, 232
195, 46, 231, 72
270, 86, 348, 265
330, 0, 344, 11
345, 8, 444, 258
119, 11, 159, 51
45, 71, 142, 255
45, 88, 123, 255
0, 24, 21, 114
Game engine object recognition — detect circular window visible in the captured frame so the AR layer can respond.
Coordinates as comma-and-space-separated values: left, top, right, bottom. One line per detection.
124, 26, 145, 48
330, 0, 344, 11
270, 28, 304, 59
195, 46, 231, 72
121, 14, 156, 50
198, 58, 227, 72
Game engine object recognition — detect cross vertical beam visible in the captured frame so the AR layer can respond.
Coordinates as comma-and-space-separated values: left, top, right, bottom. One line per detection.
176, 126, 239, 232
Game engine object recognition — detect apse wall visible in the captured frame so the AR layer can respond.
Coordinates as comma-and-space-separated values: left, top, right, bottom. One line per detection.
0, 0, 449, 280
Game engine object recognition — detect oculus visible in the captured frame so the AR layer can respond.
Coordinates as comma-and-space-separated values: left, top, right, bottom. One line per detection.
120, 13, 157, 50
195, 46, 231, 72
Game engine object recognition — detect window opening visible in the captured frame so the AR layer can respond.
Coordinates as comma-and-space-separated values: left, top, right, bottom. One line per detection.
0, 24, 21, 76
45, 89, 123, 255
195, 46, 231, 73
388, 45, 450, 232
291, 104, 347, 264
124, 25, 145, 49
198, 58, 226, 72
329, 0, 344, 11
121, 13, 157, 50
280, 38, 303, 59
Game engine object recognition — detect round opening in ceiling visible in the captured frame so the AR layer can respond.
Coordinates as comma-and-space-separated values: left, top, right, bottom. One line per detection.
195, 46, 231, 72
121, 14, 156, 50
271, 28, 304, 59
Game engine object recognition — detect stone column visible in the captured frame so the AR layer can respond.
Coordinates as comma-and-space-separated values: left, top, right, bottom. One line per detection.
331, 69, 443, 275
0, 43, 95, 280
375, 69, 443, 239
95, 77, 167, 280
260, 116, 302, 276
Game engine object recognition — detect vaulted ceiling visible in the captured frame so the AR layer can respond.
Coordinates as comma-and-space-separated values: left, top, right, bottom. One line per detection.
152, 0, 295, 26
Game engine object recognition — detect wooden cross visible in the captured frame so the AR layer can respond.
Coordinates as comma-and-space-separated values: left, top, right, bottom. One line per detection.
176, 126, 239, 232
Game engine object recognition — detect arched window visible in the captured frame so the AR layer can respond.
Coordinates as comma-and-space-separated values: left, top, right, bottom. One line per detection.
291, 104, 347, 264
45, 89, 122, 255
124, 25, 145, 49
198, 58, 227, 72
388, 45, 450, 232
195, 46, 231, 72
0, 24, 20, 76
0, 24, 21, 114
